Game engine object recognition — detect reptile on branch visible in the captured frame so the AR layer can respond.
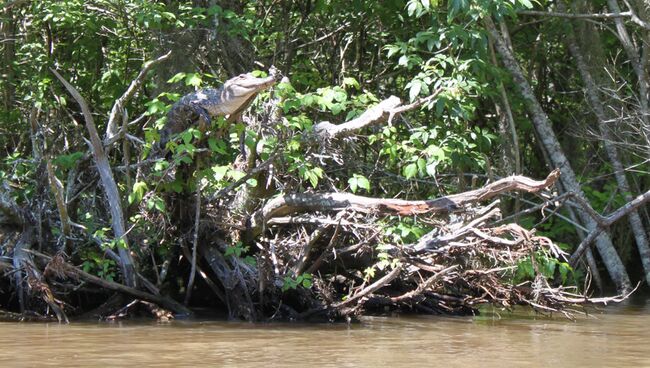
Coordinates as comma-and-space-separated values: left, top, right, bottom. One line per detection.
158, 67, 280, 150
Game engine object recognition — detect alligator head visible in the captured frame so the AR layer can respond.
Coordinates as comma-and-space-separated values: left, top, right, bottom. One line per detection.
217, 66, 281, 116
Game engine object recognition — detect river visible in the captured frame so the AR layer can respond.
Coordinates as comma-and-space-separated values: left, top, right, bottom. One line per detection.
1, 297, 649, 367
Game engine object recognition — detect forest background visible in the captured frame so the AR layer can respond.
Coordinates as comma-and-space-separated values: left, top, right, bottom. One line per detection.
0, 0, 649, 321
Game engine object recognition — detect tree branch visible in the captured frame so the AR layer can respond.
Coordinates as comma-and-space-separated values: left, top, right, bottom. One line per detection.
517, 9, 632, 19
50, 68, 137, 287
104, 51, 172, 145
570, 189, 650, 265
251, 170, 560, 235
312, 88, 443, 139
28, 250, 191, 316
517, 8, 650, 30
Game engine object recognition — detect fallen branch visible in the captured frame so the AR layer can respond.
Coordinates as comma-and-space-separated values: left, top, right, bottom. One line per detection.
252, 169, 559, 235
333, 265, 402, 311
28, 249, 191, 316
46, 160, 71, 253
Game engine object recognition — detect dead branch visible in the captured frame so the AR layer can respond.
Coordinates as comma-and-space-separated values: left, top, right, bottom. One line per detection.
333, 265, 402, 311
104, 51, 172, 144
252, 169, 559, 235
46, 160, 71, 254
0, 183, 24, 226
28, 249, 191, 316
517, 9, 631, 19
517, 7, 650, 30
184, 181, 202, 305
50, 69, 137, 287
313, 88, 443, 139
570, 188, 650, 265
390, 265, 458, 302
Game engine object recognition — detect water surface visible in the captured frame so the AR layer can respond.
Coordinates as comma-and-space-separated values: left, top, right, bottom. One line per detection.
1, 300, 649, 367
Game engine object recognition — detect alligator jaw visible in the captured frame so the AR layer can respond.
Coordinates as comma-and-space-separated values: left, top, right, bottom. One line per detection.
224, 70, 280, 99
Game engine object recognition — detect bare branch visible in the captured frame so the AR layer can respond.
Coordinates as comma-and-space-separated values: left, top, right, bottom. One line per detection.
50, 68, 137, 287
28, 249, 191, 316
0, 183, 24, 226
313, 88, 444, 139
517, 9, 632, 19
517, 7, 650, 30
570, 189, 650, 265
46, 160, 71, 254
104, 51, 172, 145
252, 170, 560, 235
333, 265, 402, 310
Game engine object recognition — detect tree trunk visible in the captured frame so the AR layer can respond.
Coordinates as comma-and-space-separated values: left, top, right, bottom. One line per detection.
485, 17, 632, 293
606, 0, 650, 141
560, 1, 650, 285
1, 7, 16, 112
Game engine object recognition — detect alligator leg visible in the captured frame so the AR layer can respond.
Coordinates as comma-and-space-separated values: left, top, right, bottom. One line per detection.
192, 104, 212, 131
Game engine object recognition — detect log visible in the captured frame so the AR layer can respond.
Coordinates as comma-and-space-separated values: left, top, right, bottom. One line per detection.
251, 169, 560, 235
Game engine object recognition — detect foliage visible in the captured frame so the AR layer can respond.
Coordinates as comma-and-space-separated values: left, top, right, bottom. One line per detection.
2, 0, 648, 318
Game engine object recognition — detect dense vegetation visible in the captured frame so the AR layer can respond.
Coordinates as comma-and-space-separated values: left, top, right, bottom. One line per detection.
0, 0, 648, 321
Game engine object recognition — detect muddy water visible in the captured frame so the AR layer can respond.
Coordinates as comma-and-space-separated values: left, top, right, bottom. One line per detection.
1, 300, 650, 367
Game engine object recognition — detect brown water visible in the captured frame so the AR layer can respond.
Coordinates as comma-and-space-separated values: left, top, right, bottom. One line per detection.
1, 300, 650, 367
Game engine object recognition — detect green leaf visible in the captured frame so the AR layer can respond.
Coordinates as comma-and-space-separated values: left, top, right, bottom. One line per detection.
409, 80, 422, 102
53, 152, 84, 170
208, 138, 227, 154
185, 73, 202, 87
128, 181, 148, 205
154, 198, 166, 212
342, 77, 360, 89
403, 163, 418, 179
416, 158, 426, 173
518, 0, 533, 9
348, 177, 358, 193
167, 72, 186, 84
358, 176, 370, 191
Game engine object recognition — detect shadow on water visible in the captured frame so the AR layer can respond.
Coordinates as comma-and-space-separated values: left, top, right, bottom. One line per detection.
2, 297, 650, 367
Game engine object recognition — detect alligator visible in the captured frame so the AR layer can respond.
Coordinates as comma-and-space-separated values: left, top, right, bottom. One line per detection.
158, 67, 280, 150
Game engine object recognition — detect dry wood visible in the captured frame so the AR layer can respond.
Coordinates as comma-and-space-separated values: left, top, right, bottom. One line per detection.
184, 182, 202, 305
28, 249, 191, 316
333, 265, 402, 310
46, 160, 71, 254
0, 183, 24, 226
313, 88, 443, 140
51, 69, 137, 287
104, 51, 172, 144
252, 170, 560, 234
